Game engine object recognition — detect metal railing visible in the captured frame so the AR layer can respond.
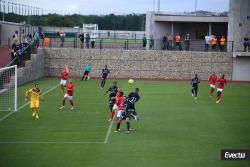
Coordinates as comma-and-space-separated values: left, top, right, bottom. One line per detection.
39, 37, 234, 52
8, 41, 36, 67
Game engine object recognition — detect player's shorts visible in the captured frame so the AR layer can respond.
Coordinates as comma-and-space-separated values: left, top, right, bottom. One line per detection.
109, 101, 115, 111
60, 79, 67, 85
192, 85, 198, 91
210, 84, 216, 88
217, 88, 223, 92
84, 71, 89, 75
116, 110, 124, 118
30, 100, 39, 108
64, 93, 73, 100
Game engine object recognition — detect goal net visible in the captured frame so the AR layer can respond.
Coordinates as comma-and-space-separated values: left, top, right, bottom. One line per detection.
0, 65, 17, 112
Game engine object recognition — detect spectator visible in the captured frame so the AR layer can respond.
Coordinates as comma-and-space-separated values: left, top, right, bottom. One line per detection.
162, 35, 167, 50
27, 32, 33, 43
211, 35, 217, 51
247, 38, 250, 52
12, 30, 18, 45
243, 37, 250, 52
79, 33, 85, 48
175, 33, 181, 50
60, 31, 66, 47
85, 33, 90, 48
142, 34, 147, 49
91, 33, 96, 48
219, 36, 226, 51
205, 34, 211, 52
184, 33, 191, 51
149, 35, 154, 50
34, 31, 40, 48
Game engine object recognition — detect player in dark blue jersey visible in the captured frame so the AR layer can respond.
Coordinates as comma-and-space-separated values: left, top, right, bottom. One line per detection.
104, 81, 118, 121
105, 81, 118, 95
124, 88, 140, 133
100, 65, 110, 88
191, 74, 200, 100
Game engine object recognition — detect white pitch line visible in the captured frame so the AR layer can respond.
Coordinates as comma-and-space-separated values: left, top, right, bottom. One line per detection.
104, 120, 114, 144
0, 141, 103, 144
0, 84, 60, 122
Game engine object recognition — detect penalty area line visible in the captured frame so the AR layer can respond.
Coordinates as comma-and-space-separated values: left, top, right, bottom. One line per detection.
0, 84, 60, 122
104, 119, 114, 144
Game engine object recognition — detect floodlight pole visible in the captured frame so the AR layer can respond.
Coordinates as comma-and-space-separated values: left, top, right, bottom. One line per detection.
195, 0, 197, 15
157, 0, 160, 12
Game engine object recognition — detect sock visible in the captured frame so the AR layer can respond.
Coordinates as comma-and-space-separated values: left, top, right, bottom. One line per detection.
61, 85, 64, 92
216, 92, 221, 101
191, 89, 194, 94
62, 99, 65, 106
111, 111, 115, 119
70, 101, 74, 107
210, 88, 215, 96
116, 122, 121, 131
127, 122, 130, 131
195, 90, 197, 97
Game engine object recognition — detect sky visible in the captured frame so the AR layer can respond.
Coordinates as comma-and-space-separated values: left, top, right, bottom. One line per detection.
12, 0, 229, 15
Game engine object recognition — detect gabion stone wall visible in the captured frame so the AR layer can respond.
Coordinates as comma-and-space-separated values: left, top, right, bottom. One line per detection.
41, 48, 233, 80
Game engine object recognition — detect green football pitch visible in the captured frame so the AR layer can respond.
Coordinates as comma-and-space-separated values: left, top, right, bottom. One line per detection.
0, 78, 250, 167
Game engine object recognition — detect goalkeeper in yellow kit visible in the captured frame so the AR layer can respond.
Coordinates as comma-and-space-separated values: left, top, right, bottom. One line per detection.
25, 83, 43, 119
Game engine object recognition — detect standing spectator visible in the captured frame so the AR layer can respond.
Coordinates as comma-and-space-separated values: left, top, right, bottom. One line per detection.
149, 35, 154, 50
34, 31, 40, 48
243, 37, 248, 52
85, 33, 90, 48
79, 33, 85, 48
142, 34, 147, 49
27, 32, 32, 43
211, 35, 217, 51
219, 36, 226, 51
247, 38, 250, 52
205, 34, 211, 52
165, 33, 170, 50
12, 30, 18, 45
90, 33, 96, 48
60, 32, 66, 48
175, 33, 181, 50
167, 34, 173, 50
162, 35, 167, 50
184, 33, 191, 51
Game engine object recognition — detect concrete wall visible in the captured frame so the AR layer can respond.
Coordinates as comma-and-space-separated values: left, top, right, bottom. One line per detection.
42, 48, 233, 80
228, 0, 250, 51
17, 53, 45, 85
233, 56, 250, 81
0, 21, 38, 46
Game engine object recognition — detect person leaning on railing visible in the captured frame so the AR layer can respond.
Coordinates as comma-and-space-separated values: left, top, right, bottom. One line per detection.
219, 36, 226, 51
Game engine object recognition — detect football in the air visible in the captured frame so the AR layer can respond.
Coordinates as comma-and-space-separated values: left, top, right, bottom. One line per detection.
128, 79, 134, 84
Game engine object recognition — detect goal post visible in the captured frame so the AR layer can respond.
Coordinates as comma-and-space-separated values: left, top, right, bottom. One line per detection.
0, 65, 17, 112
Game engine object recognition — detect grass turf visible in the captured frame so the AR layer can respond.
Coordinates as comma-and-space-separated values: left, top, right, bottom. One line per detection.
0, 78, 250, 167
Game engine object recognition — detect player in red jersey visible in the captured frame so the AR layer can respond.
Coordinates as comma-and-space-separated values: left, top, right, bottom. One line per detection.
60, 69, 68, 92
60, 79, 74, 110
208, 72, 217, 96
216, 74, 227, 103
113, 91, 126, 132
